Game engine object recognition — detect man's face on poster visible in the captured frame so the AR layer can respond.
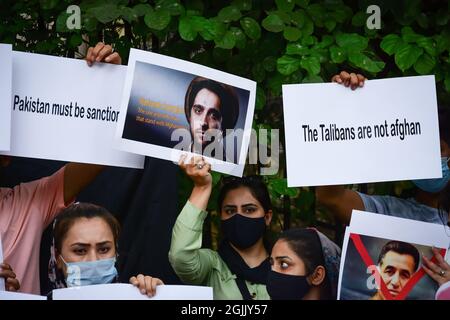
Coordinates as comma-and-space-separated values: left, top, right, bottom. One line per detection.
189, 88, 223, 148
379, 251, 416, 297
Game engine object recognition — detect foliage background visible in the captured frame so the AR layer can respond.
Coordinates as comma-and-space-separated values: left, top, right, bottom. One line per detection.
1, 0, 449, 245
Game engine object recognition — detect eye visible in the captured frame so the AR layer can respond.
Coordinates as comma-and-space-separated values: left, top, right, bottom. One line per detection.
73, 248, 86, 255
244, 207, 256, 214
280, 262, 289, 270
224, 208, 236, 215
98, 246, 110, 254
193, 105, 203, 114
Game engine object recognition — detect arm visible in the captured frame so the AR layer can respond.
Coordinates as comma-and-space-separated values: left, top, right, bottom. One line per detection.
63, 42, 123, 204
63, 163, 104, 205
168, 155, 215, 285
316, 186, 365, 225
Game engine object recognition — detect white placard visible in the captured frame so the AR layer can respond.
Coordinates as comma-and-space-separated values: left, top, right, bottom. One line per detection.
0, 51, 144, 169
338, 210, 450, 300
52, 283, 213, 300
283, 76, 441, 187
0, 44, 12, 151
115, 49, 257, 177
0, 291, 47, 300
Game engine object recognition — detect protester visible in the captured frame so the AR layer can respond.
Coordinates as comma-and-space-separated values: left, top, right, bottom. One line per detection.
316, 72, 450, 225
47, 202, 163, 298
0, 42, 121, 294
267, 228, 341, 300
169, 155, 272, 300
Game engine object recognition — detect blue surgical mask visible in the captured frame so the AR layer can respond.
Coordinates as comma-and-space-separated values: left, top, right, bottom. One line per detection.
412, 157, 450, 193
61, 256, 118, 287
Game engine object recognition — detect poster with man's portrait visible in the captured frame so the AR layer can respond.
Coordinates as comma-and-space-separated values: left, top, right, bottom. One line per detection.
338, 211, 450, 300
115, 49, 256, 177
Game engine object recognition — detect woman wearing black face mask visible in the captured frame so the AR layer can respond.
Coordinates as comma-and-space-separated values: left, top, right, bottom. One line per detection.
169, 155, 272, 300
267, 228, 341, 300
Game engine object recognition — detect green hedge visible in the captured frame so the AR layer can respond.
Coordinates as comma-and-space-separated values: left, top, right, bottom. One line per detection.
1, 0, 449, 238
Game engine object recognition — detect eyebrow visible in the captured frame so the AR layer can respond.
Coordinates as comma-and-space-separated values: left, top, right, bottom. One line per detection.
223, 203, 257, 208
273, 256, 293, 261
70, 241, 113, 247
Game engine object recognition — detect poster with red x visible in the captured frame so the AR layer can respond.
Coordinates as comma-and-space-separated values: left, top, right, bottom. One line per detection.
338, 211, 450, 300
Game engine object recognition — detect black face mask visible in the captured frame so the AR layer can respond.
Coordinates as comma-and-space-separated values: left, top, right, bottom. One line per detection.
267, 270, 311, 300
221, 214, 266, 249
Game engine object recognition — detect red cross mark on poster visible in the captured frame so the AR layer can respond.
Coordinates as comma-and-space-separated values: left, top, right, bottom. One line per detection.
350, 233, 445, 300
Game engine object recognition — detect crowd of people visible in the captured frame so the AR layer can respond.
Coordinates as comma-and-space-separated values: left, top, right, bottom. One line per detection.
1, 43, 449, 300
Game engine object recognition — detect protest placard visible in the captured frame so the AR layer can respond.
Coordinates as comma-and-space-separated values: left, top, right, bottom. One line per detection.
115, 49, 256, 176
283, 76, 441, 187
1, 51, 144, 168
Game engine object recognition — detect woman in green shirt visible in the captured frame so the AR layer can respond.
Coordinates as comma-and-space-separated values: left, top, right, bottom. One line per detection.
169, 155, 272, 300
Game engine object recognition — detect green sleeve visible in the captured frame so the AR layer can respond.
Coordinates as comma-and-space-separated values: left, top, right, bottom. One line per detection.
168, 201, 217, 285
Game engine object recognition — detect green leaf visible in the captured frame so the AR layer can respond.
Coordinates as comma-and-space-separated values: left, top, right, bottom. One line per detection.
286, 43, 309, 56
283, 27, 301, 42
133, 4, 153, 16
401, 26, 421, 43
40, 0, 58, 10
352, 11, 366, 27
230, 27, 246, 49
277, 55, 300, 75
302, 74, 323, 83
290, 9, 306, 28
263, 56, 277, 72
416, 13, 429, 29
69, 34, 82, 48
262, 13, 285, 33
252, 63, 266, 82
256, 86, 266, 110
330, 45, 346, 63
56, 11, 71, 33
301, 15, 314, 36
295, 0, 310, 8
380, 34, 403, 56
445, 78, 450, 92
300, 56, 321, 75
121, 7, 139, 23
215, 30, 236, 49
82, 15, 98, 32
89, 4, 121, 24
324, 20, 336, 32
199, 19, 226, 41
315, 35, 334, 49
301, 35, 316, 46
218, 5, 241, 23
240, 17, 261, 40
155, 0, 184, 16
395, 44, 423, 72
416, 36, 436, 56
178, 16, 197, 41
271, 178, 298, 197
232, 0, 252, 11
276, 0, 295, 12
336, 33, 368, 51
348, 52, 385, 73
435, 33, 450, 55
414, 53, 436, 75
144, 9, 171, 30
